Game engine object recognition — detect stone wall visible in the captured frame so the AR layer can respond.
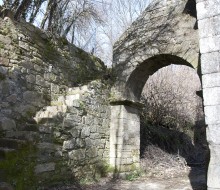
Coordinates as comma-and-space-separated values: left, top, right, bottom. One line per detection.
112, 0, 199, 102
34, 80, 110, 186
196, 0, 220, 189
109, 0, 200, 175
0, 16, 111, 188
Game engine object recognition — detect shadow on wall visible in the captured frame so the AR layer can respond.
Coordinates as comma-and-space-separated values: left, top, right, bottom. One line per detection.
0, 14, 109, 189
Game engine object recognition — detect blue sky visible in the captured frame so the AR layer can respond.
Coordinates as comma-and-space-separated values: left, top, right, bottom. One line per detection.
0, 1, 2, 6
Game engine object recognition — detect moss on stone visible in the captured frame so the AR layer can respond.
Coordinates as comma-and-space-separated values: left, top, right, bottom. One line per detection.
0, 41, 5, 49
0, 144, 37, 190
0, 27, 10, 36
0, 72, 6, 80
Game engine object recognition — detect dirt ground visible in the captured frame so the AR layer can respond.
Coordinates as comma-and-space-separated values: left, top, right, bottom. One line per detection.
49, 167, 207, 190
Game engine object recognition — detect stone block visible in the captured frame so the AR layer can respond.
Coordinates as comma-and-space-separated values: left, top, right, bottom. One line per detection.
209, 144, 220, 165
5, 131, 39, 141
200, 35, 220, 54
201, 52, 220, 74
68, 149, 85, 160
35, 163, 55, 174
202, 73, 220, 88
63, 114, 81, 128
37, 142, 57, 150
63, 139, 75, 150
86, 147, 98, 158
23, 91, 42, 105
198, 15, 220, 38
65, 95, 80, 106
26, 74, 36, 83
85, 138, 94, 147
81, 127, 90, 138
0, 57, 9, 66
0, 117, 16, 131
0, 34, 11, 45
197, 0, 220, 20
204, 105, 220, 125
203, 87, 220, 106
76, 138, 86, 148
36, 75, 46, 86
69, 128, 80, 138
208, 163, 220, 189
207, 125, 220, 145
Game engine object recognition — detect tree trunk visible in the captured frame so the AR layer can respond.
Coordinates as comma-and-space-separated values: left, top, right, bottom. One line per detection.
29, 0, 45, 23
14, 0, 32, 20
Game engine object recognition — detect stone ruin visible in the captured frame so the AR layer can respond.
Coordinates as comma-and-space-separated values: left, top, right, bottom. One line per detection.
0, 0, 220, 189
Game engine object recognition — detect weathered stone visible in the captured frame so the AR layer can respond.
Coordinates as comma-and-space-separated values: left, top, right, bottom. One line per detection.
63, 139, 75, 150
86, 147, 98, 158
203, 87, 220, 106
196, 0, 220, 20
6, 94, 17, 103
35, 163, 55, 174
200, 35, 220, 53
198, 16, 220, 38
0, 117, 16, 131
81, 127, 90, 138
76, 138, 86, 148
1, 80, 16, 95
37, 142, 60, 151
85, 138, 93, 147
39, 125, 52, 134
207, 125, 220, 145
26, 74, 36, 83
204, 105, 220, 125
0, 182, 14, 190
69, 128, 80, 138
202, 73, 220, 88
68, 149, 85, 160
23, 91, 42, 104
0, 34, 11, 45
65, 95, 80, 106
5, 131, 39, 141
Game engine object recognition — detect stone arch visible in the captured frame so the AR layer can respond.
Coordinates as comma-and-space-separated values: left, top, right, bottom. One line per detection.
110, 0, 220, 189
125, 54, 198, 102
110, 0, 201, 174
110, 54, 201, 173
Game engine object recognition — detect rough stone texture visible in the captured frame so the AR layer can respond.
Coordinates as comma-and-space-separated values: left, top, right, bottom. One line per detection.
196, 0, 220, 189
110, 105, 140, 172
35, 81, 110, 182
0, 16, 110, 188
110, 0, 200, 175
112, 0, 199, 102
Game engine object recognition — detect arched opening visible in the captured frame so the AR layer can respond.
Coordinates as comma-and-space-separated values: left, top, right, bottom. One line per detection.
140, 64, 208, 183
110, 54, 207, 188
125, 54, 196, 102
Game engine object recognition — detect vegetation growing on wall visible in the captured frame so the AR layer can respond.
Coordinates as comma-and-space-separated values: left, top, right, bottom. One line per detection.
0, 144, 37, 190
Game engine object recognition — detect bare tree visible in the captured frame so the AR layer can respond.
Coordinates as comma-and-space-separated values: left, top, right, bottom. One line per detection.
29, 0, 46, 23
1, 0, 152, 66
141, 65, 202, 131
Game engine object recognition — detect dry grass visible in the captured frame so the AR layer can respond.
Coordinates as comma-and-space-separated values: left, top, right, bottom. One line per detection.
140, 145, 190, 178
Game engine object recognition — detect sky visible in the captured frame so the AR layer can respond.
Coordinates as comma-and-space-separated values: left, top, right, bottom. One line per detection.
0, 0, 151, 66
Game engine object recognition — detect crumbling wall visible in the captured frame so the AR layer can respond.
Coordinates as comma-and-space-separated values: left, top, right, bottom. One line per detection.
0, 16, 111, 188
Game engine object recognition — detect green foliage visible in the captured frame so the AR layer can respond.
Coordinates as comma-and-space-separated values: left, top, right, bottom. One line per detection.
0, 41, 5, 49
0, 144, 37, 190
43, 40, 58, 61
125, 170, 142, 181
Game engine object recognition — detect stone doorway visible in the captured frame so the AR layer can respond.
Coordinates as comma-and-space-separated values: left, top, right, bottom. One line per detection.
110, 54, 202, 173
